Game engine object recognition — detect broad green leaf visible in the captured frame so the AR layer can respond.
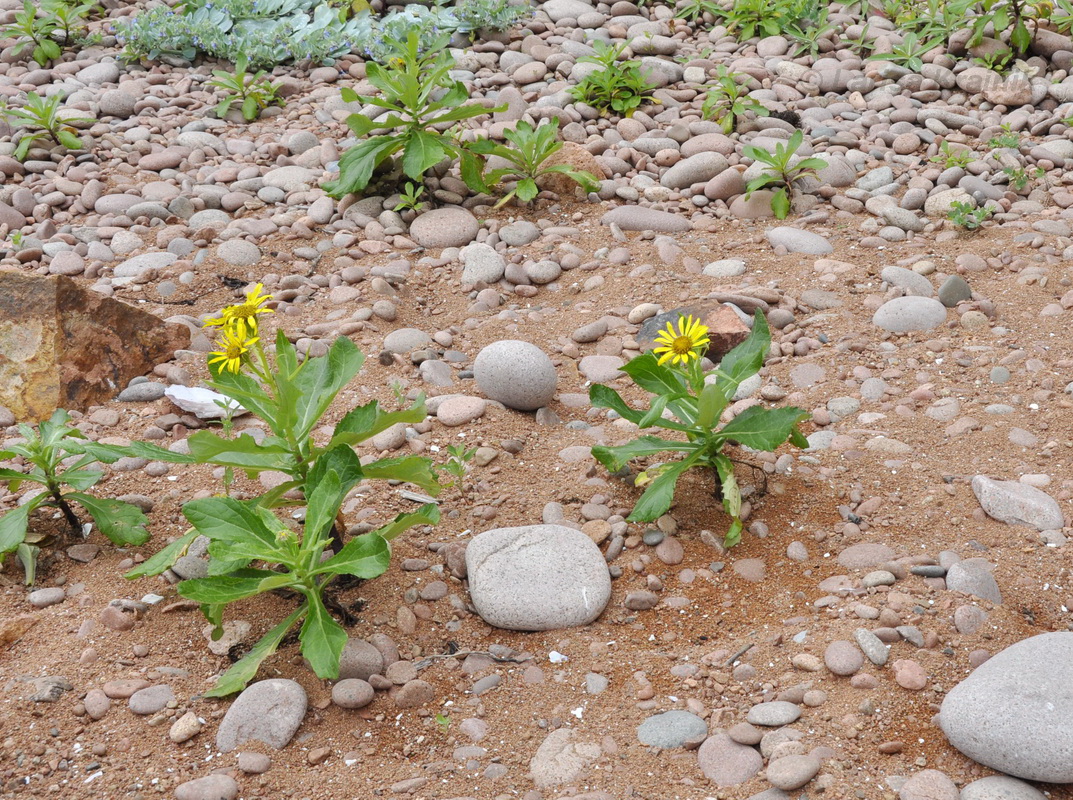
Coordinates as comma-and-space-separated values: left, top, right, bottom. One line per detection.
771, 188, 790, 219
323, 136, 402, 197
178, 568, 291, 604
1011, 19, 1031, 52
588, 384, 645, 425
56, 468, 102, 491
56, 130, 81, 150
401, 130, 449, 182
207, 368, 279, 430
789, 426, 809, 449
316, 529, 390, 577
67, 493, 150, 546
0, 504, 31, 555
637, 393, 672, 429
715, 311, 770, 398
182, 496, 288, 563
367, 502, 440, 543
187, 431, 293, 474
627, 449, 704, 522
620, 353, 698, 426
303, 469, 343, 553
299, 592, 348, 680
292, 336, 365, 442
515, 178, 539, 203
715, 405, 810, 451
330, 395, 424, 447
723, 518, 744, 548
81, 440, 197, 465
590, 436, 697, 472
695, 382, 727, 431
241, 95, 258, 121
125, 528, 199, 579
307, 445, 364, 498
360, 455, 440, 493
204, 604, 306, 697
713, 453, 741, 520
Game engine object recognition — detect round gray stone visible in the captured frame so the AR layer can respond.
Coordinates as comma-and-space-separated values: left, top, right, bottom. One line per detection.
331, 678, 375, 709
383, 328, 432, 354
766, 754, 821, 790
129, 684, 174, 715
746, 701, 801, 727
765, 226, 833, 254
636, 710, 708, 748
971, 475, 1063, 531
215, 679, 307, 753
216, 239, 261, 267
460, 242, 505, 285
939, 632, 1073, 782
338, 638, 384, 680
175, 775, 239, 800
409, 208, 480, 248
474, 340, 557, 411
600, 206, 692, 232
880, 266, 933, 296
697, 733, 763, 787
702, 259, 746, 278
465, 524, 611, 631
872, 296, 948, 332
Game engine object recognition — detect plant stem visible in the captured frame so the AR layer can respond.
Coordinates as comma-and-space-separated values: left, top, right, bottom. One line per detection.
52, 492, 82, 536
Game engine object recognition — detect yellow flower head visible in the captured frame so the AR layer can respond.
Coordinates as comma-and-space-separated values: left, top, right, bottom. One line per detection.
653, 314, 710, 366
208, 327, 258, 374
205, 283, 274, 340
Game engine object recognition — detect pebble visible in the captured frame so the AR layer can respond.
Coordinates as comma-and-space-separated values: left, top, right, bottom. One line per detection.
174, 775, 239, 800
409, 208, 480, 248
971, 476, 1064, 531
746, 701, 801, 727
892, 659, 928, 690
28, 588, 66, 608
766, 227, 833, 254
128, 684, 174, 714
898, 770, 958, 800
766, 754, 821, 790
636, 710, 708, 748
872, 297, 948, 332
824, 640, 864, 676
331, 679, 375, 709
697, 734, 763, 787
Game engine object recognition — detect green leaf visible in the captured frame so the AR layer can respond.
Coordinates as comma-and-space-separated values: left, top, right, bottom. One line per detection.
315, 530, 390, 577
241, 95, 258, 121
55, 467, 102, 491
56, 130, 81, 150
299, 592, 347, 680
303, 469, 342, 552
621, 352, 686, 398
637, 393, 672, 429
715, 311, 770, 397
715, 405, 810, 451
0, 504, 31, 556
589, 384, 646, 425
125, 528, 200, 579
66, 493, 150, 547
401, 130, 449, 182
1011, 19, 1032, 53
324, 136, 403, 197
187, 431, 293, 474
206, 369, 279, 429
771, 188, 790, 219
627, 450, 704, 522
695, 381, 726, 431
204, 604, 306, 697
590, 436, 698, 473
360, 455, 440, 493
81, 440, 198, 465
15, 543, 38, 585
291, 335, 365, 442
367, 502, 440, 543
307, 445, 364, 498
330, 396, 425, 448
215, 98, 232, 118
182, 496, 288, 564
178, 568, 293, 604
515, 178, 539, 203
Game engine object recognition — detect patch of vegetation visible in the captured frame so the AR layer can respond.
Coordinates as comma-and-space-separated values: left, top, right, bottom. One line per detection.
0, 92, 91, 162
948, 199, 993, 229
866, 31, 943, 72
590, 313, 809, 548
0, 410, 150, 584
700, 66, 769, 134
323, 32, 502, 198
567, 42, 657, 118
474, 119, 600, 207
207, 55, 284, 122
930, 141, 973, 170
743, 130, 826, 220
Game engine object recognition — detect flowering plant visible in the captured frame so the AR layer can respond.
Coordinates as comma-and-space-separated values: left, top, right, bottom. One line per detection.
589, 312, 809, 546
90, 285, 439, 693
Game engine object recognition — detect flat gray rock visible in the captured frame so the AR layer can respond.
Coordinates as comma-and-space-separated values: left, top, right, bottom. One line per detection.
409, 207, 480, 248
601, 206, 692, 232
216, 679, 307, 753
945, 562, 1002, 605
746, 700, 801, 727
939, 632, 1073, 782
465, 525, 611, 631
881, 265, 933, 296
698, 733, 763, 787
872, 296, 947, 332
960, 776, 1048, 800
765, 227, 832, 254
636, 710, 708, 748
971, 476, 1064, 530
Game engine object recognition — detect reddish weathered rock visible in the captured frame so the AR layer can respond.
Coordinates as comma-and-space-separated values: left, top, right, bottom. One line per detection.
0, 272, 189, 421
636, 302, 751, 357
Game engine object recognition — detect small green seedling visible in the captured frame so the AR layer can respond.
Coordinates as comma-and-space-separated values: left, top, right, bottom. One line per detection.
948, 200, 992, 230
1, 1, 61, 66
393, 182, 428, 213
207, 55, 284, 122
930, 141, 973, 170
0, 91, 91, 163
701, 66, 769, 134
742, 130, 826, 219
0, 409, 150, 584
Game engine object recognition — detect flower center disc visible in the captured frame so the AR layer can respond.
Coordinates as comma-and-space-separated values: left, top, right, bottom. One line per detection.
672, 335, 694, 354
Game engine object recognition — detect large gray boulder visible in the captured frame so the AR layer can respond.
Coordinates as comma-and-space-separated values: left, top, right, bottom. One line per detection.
939, 632, 1073, 782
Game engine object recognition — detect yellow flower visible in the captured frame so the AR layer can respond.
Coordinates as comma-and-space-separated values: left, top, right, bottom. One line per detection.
208, 327, 258, 374
205, 283, 274, 340
653, 315, 710, 366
